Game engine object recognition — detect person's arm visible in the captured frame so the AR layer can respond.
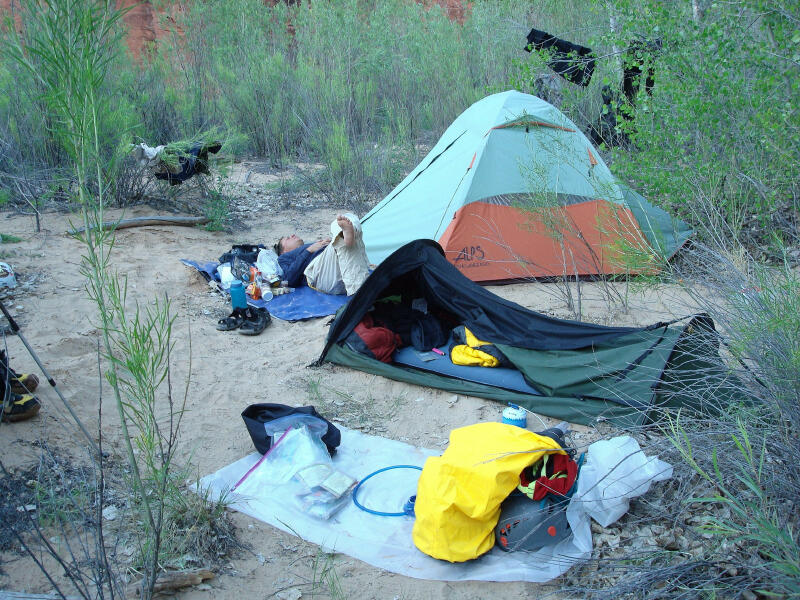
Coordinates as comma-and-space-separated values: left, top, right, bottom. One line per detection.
277, 241, 327, 287
278, 246, 312, 287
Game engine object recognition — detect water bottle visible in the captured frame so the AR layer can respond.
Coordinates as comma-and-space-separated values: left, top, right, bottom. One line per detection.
229, 280, 248, 310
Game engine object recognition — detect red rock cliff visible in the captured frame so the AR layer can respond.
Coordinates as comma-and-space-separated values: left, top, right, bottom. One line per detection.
1, 0, 469, 60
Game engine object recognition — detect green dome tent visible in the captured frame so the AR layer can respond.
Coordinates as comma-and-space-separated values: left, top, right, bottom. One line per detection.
362, 90, 690, 283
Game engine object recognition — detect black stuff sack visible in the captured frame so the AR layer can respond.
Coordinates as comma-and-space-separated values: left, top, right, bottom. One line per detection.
219, 244, 266, 266
241, 403, 341, 456
410, 313, 447, 352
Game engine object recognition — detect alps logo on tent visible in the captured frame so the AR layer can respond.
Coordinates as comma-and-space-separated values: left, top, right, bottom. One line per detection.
454, 245, 486, 265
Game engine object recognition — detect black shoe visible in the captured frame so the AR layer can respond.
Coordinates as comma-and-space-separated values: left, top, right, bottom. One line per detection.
216, 309, 246, 331
1, 393, 41, 422
238, 307, 271, 336
10, 373, 39, 395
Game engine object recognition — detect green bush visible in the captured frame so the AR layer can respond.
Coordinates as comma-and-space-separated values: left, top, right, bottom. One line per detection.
602, 2, 800, 243
662, 240, 800, 596
123, 0, 533, 198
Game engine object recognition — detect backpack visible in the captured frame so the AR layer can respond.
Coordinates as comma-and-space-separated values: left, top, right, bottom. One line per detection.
241, 403, 341, 456
496, 452, 584, 552
218, 244, 266, 266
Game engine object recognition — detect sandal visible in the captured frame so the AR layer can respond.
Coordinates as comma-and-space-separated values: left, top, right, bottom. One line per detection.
239, 307, 271, 336
216, 309, 246, 331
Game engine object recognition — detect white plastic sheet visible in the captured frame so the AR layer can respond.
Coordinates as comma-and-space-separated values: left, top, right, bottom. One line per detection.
198, 428, 671, 582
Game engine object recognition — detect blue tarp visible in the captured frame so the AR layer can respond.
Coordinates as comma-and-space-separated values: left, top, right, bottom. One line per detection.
181, 259, 350, 322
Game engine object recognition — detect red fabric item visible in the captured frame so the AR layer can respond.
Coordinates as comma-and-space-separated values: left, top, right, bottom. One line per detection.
519, 453, 578, 500
353, 314, 402, 363
532, 453, 578, 500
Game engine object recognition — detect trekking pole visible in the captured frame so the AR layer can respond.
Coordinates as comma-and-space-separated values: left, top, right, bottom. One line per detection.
0, 298, 100, 456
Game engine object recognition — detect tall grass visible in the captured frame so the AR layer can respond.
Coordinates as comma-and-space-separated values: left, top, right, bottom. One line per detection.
2, 1, 238, 597
142, 0, 538, 203
0, 0, 544, 209
572, 241, 800, 598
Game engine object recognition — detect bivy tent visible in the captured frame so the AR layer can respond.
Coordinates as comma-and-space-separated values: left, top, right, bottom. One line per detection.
317, 240, 737, 428
361, 90, 691, 283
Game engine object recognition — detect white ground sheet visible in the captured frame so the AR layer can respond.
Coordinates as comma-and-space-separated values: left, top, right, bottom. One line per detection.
199, 427, 672, 582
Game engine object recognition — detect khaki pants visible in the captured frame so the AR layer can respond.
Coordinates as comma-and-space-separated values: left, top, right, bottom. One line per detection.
304, 213, 370, 295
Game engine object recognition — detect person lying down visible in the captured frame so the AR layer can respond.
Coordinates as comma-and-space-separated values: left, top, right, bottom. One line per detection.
274, 213, 370, 296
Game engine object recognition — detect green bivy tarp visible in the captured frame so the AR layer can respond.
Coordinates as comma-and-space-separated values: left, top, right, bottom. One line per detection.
318, 240, 740, 427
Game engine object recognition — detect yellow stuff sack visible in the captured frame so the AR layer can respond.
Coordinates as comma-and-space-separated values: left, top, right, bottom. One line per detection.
450, 344, 500, 367
450, 326, 509, 368
412, 422, 565, 562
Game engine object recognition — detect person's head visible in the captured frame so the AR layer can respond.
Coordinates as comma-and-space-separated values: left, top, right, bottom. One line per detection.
274, 233, 304, 256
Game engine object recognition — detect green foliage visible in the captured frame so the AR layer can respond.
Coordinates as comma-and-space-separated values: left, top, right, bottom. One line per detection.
200, 157, 236, 232
0, 233, 22, 243
311, 550, 346, 599
33, 472, 93, 529
201, 188, 229, 232
667, 416, 800, 597
602, 1, 800, 242
724, 253, 800, 408
0, 52, 68, 174
646, 238, 800, 597
502, 1, 799, 247
0, 0, 135, 198
2, 2, 230, 597
126, 0, 532, 198
155, 479, 235, 569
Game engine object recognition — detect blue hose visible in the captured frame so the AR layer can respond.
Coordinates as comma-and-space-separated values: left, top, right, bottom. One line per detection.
352, 465, 422, 517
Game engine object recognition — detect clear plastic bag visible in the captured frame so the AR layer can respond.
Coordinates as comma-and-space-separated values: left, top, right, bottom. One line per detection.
263, 414, 329, 442
256, 248, 283, 281
294, 461, 356, 519
234, 425, 331, 496
234, 419, 354, 520
296, 486, 353, 520
262, 425, 332, 484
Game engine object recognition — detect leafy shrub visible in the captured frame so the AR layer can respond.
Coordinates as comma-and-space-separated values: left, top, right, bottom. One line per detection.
602, 2, 800, 247
125, 0, 534, 199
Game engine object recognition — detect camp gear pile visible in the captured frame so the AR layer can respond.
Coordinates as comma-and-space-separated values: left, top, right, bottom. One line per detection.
412, 423, 565, 562
201, 423, 671, 582
182, 258, 350, 321
133, 140, 221, 185
186, 237, 700, 581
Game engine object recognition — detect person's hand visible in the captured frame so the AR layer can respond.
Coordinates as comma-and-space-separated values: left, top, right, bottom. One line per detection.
307, 237, 331, 253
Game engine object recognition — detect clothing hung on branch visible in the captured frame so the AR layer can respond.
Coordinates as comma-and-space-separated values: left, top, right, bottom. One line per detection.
524, 28, 595, 87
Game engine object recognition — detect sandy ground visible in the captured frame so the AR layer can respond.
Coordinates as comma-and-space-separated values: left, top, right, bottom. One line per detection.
0, 179, 696, 598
